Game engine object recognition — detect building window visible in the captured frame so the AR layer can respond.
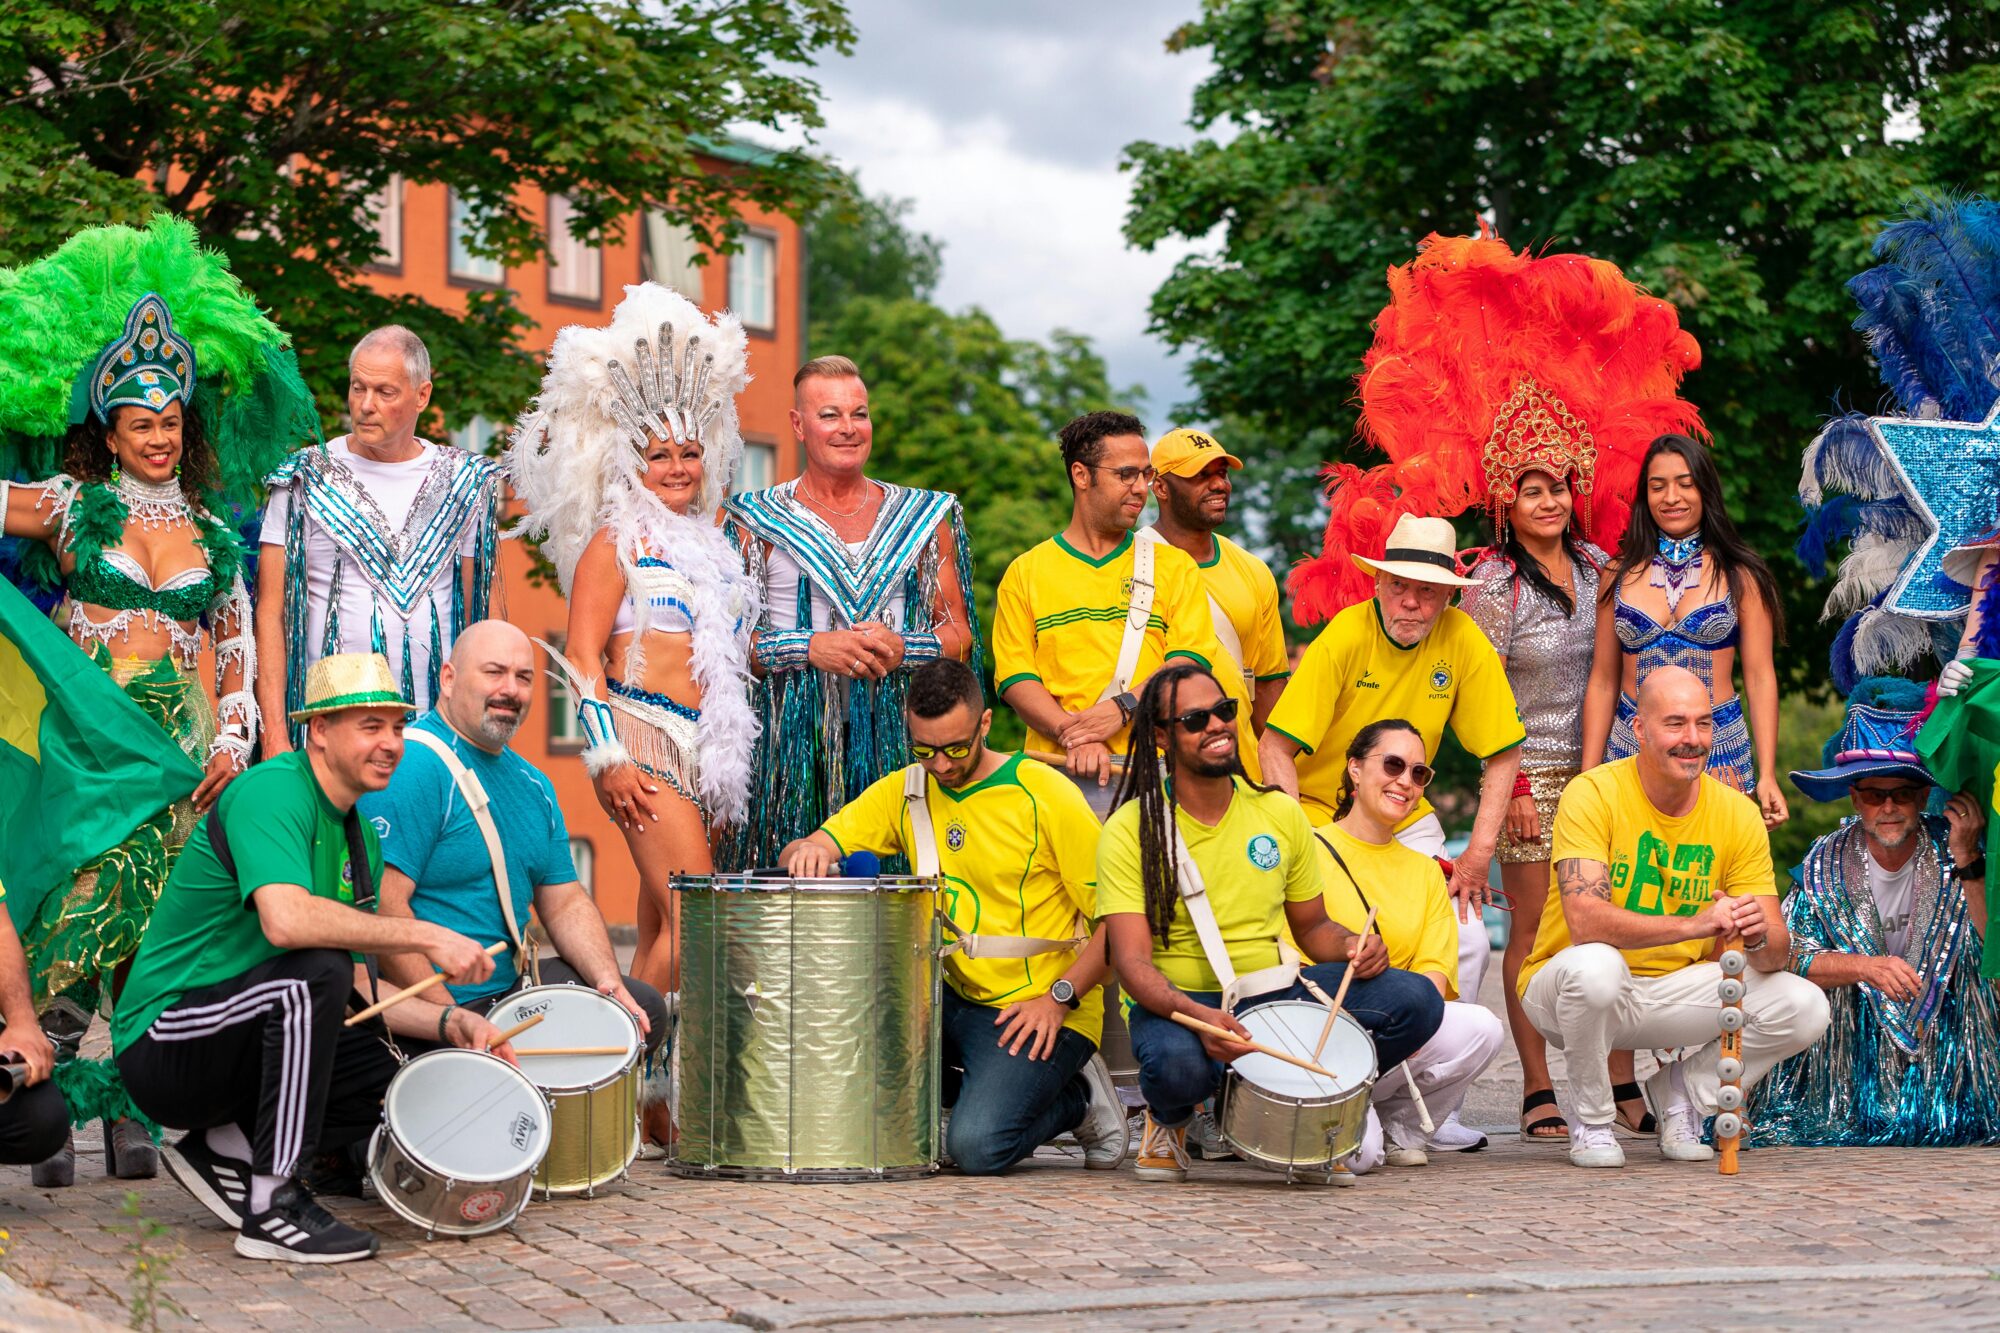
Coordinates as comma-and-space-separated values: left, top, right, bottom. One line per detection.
546, 193, 602, 305
569, 838, 595, 897
448, 189, 505, 286
366, 175, 403, 272
547, 636, 585, 752
735, 440, 776, 494
450, 415, 497, 456
729, 230, 777, 333
643, 212, 704, 299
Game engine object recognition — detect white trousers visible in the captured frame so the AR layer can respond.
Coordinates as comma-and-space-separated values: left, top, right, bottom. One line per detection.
1393, 813, 1491, 1001
1347, 1000, 1504, 1173
1520, 943, 1831, 1126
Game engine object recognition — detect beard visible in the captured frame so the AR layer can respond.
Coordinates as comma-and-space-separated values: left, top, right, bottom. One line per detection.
473, 698, 526, 746
1165, 484, 1224, 533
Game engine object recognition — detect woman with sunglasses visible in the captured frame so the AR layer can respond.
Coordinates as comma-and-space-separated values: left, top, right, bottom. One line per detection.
1317, 720, 1504, 1168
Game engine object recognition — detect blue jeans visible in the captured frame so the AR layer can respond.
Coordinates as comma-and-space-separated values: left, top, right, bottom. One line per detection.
941, 988, 1095, 1175
1127, 962, 1445, 1126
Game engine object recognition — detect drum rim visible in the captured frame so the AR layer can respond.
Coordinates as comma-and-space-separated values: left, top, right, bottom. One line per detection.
1230, 998, 1380, 1099
367, 1126, 535, 1235
383, 1049, 554, 1182
671, 873, 942, 895
497, 983, 642, 1091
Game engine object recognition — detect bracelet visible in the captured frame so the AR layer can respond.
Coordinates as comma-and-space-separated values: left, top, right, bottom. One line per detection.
438, 1005, 456, 1044
1957, 855, 1988, 881
1512, 772, 1533, 799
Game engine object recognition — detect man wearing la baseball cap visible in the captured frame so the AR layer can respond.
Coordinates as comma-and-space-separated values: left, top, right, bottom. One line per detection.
1146, 429, 1290, 779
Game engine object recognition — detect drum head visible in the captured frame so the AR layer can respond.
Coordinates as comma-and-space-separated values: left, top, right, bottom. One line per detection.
385, 1049, 551, 1181
1233, 1000, 1376, 1098
489, 985, 640, 1091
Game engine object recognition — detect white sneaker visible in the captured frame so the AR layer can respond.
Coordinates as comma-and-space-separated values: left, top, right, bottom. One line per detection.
1383, 1132, 1429, 1168
1646, 1062, 1715, 1162
1567, 1122, 1625, 1168
1424, 1110, 1488, 1153
1073, 1054, 1130, 1170
1187, 1105, 1237, 1161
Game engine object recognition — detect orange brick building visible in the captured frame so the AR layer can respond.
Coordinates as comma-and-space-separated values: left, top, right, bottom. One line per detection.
357, 149, 805, 924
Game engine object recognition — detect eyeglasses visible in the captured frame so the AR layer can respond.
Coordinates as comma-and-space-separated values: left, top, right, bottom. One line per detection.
1852, 784, 1927, 809
1168, 697, 1240, 733
1374, 753, 1435, 788
1087, 464, 1156, 488
911, 736, 979, 762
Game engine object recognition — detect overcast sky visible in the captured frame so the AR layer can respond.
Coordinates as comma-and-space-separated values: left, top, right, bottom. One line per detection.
795, 0, 1213, 421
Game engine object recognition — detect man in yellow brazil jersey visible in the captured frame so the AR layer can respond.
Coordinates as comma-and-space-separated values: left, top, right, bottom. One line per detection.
781, 659, 1127, 1174
1519, 667, 1829, 1169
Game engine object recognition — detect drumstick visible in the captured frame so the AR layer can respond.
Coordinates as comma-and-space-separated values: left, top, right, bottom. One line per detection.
510, 1046, 628, 1057
1026, 749, 1129, 771
1168, 1012, 1339, 1080
488, 1013, 544, 1047
1313, 907, 1378, 1061
343, 941, 509, 1027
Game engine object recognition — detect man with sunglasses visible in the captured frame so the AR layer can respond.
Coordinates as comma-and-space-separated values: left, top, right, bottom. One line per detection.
1748, 681, 1997, 1147
778, 659, 1128, 1174
995, 411, 1247, 816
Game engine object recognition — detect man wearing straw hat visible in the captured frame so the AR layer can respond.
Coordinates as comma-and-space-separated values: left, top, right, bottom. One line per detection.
1261, 512, 1525, 1153
112, 652, 499, 1264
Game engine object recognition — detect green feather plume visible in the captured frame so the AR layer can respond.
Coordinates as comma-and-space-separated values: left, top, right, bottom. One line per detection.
0, 214, 320, 507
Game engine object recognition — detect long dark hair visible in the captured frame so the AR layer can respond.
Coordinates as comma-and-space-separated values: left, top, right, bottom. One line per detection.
1604, 433, 1784, 640
1332, 718, 1423, 820
62, 404, 217, 502
1491, 469, 1596, 618
1111, 661, 1259, 943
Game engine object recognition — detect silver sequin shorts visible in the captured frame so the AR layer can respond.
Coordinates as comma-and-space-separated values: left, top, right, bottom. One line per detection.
1496, 765, 1577, 865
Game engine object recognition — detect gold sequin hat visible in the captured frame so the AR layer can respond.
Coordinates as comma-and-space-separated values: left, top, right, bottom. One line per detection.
288, 652, 414, 722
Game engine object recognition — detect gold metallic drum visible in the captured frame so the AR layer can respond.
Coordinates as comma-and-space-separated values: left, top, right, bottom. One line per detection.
1219, 1000, 1377, 1183
669, 874, 943, 1181
486, 984, 642, 1197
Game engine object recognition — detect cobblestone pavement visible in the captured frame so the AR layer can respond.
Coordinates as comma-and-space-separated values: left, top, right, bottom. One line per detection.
5, 953, 1996, 1330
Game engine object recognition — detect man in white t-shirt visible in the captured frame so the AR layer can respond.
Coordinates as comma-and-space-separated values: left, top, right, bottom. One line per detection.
255, 326, 501, 751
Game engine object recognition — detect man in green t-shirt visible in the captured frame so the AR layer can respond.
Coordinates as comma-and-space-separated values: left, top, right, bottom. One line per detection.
114, 655, 496, 1265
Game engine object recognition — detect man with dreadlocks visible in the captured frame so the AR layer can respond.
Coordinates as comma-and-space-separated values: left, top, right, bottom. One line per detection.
1100, 662, 1445, 1184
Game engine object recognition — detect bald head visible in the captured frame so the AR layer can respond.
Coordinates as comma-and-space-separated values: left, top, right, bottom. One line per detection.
1632, 665, 1713, 788
441, 620, 535, 751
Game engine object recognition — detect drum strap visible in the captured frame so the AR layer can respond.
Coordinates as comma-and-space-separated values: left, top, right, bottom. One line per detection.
1099, 531, 1157, 702
406, 727, 538, 986
904, 764, 1089, 961
1168, 816, 1298, 1010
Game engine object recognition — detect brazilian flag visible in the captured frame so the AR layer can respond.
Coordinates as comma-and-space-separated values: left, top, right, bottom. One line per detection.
0, 577, 203, 928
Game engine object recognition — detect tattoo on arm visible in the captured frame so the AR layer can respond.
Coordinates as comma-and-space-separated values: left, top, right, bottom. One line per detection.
1555, 858, 1613, 903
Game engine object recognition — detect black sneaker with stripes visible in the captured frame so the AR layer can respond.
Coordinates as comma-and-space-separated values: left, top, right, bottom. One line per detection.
162, 1133, 251, 1227
234, 1182, 378, 1264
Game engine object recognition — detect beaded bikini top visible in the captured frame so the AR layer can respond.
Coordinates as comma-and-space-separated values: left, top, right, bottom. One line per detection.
1613, 588, 1739, 686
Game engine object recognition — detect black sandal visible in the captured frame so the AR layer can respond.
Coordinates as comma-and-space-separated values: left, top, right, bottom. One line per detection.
1520, 1088, 1568, 1140
1612, 1081, 1656, 1136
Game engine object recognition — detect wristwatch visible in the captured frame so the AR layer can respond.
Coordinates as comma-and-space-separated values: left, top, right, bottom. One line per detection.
1958, 855, 1988, 882
1049, 978, 1081, 1010
1113, 691, 1138, 723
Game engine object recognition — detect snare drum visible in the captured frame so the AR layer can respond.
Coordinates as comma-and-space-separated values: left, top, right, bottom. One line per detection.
486, 984, 642, 1197
368, 1048, 551, 1237
670, 873, 943, 1181
1219, 999, 1377, 1182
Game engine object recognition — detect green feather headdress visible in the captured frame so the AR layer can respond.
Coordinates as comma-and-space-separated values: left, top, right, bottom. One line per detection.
0, 214, 320, 507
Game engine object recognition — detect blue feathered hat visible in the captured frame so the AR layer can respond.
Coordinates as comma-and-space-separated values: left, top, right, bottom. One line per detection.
1789, 676, 1937, 802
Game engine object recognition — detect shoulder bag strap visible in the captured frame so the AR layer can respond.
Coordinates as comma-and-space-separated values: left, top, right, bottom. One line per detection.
405, 728, 531, 981
1100, 532, 1158, 702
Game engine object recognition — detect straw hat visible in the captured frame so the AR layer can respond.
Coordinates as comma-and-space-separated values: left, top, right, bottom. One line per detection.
1350, 514, 1477, 588
288, 652, 415, 722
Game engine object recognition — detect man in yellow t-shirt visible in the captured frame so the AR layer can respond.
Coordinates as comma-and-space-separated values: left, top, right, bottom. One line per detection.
0, 877, 67, 1165
1261, 512, 1524, 1112
1519, 667, 1830, 1170
781, 660, 1126, 1175
1097, 663, 1444, 1183
1144, 428, 1290, 779
995, 411, 1248, 814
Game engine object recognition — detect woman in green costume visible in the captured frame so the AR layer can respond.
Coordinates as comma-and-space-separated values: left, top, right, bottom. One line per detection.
0, 218, 317, 1185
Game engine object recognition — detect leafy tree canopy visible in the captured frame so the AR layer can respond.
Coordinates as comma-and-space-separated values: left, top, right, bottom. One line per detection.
1, 0, 854, 430
1125, 0, 2000, 685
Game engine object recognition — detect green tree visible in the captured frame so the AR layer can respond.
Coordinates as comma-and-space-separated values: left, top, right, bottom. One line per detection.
1125, 1, 2000, 684
804, 172, 944, 318
1, 0, 854, 431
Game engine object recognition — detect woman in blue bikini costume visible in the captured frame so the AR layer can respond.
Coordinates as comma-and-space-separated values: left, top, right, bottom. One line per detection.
1581, 433, 1789, 829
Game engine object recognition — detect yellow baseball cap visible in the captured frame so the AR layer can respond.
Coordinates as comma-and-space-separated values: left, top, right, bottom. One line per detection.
1151, 427, 1243, 478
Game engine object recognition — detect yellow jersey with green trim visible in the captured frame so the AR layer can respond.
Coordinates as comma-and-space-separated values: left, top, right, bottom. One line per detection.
818, 753, 1105, 1043
994, 531, 1242, 757
1266, 600, 1524, 828
1519, 759, 1776, 993
1185, 531, 1290, 688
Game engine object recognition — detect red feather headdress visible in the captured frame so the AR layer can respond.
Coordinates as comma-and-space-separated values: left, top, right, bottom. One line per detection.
1288, 229, 1705, 622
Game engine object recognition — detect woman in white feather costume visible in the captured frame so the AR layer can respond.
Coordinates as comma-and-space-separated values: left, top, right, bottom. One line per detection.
504, 285, 760, 1138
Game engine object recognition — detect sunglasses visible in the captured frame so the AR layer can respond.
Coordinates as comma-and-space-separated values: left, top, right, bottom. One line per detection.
1374, 753, 1435, 788
1851, 784, 1927, 809
910, 735, 979, 762
1169, 697, 1241, 733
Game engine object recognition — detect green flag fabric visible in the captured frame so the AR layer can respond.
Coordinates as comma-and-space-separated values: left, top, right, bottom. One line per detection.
0, 577, 203, 929
1916, 658, 2000, 979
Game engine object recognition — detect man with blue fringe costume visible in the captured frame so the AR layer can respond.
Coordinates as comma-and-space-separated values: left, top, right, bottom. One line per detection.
0, 216, 317, 1185
719, 355, 980, 872
1750, 679, 2000, 1147
256, 325, 500, 750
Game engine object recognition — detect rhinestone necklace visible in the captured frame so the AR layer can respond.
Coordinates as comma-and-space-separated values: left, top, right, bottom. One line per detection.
115, 472, 194, 531
1650, 532, 1704, 616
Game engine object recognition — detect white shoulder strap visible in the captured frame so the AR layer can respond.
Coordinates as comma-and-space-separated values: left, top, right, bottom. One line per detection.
1099, 531, 1159, 703
912, 762, 1089, 962
1167, 811, 1298, 1009
902, 763, 941, 878
1206, 590, 1250, 689
405, 729, 525, 964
